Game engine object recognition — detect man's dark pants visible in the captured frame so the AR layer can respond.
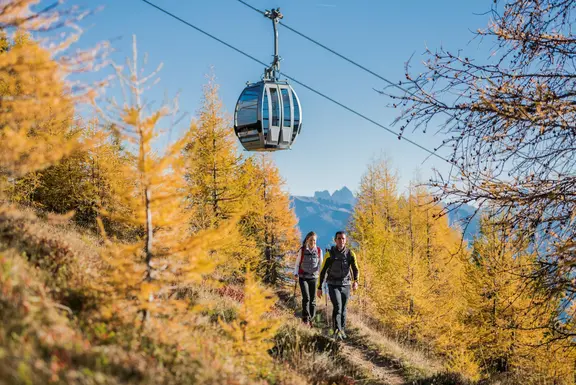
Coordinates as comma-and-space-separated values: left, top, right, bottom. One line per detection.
299, 277, 317, 323
328, 284, 350, 333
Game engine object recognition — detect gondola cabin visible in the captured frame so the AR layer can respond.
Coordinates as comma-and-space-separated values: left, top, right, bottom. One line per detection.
234, 80, 302, 151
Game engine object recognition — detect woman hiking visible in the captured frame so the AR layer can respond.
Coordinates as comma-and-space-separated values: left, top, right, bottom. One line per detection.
294, 231, 323, 326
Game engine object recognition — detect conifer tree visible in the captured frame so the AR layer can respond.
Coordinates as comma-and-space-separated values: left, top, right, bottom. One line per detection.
400, 184, 470, 368
0, 30, 78, 193
219, 269, 280, 373
15, 121, 134, 235
0, 3, 108, 202
349, 157, 402, 317
95, 37, 232, 331
184, 74, 244, 230
183, 75, 259, 277
351, 161, 471, 372
387, 0, 576, 342
240, 154, 299, 285
461, 215, 575, 382
393, 185, 436, 339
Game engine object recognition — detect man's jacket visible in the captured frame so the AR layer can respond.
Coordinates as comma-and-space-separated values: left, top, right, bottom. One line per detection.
317, 246, 359, 288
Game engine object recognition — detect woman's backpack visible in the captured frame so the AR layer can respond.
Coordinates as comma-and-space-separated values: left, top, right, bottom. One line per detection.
299, 246, 321, 277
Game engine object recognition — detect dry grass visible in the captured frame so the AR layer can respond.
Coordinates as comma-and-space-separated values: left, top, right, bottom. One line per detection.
271, 283, 471, 385
0, 204, 474, 385
0, 204, 308, 384
346, 312, 443, 378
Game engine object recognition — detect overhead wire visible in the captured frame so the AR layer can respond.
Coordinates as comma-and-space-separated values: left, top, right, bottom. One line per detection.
236, 0, 461, 162
138, 0, 451, 164
233, 0, 495, 236
235, 0, 418, 98
236, 1, 535, 181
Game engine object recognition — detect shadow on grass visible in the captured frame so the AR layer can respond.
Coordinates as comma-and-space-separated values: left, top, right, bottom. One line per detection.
410, 371, 471, 385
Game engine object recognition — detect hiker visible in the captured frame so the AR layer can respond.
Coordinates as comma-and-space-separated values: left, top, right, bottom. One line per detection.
294, 231, 323, 326
317, 231, 359, 340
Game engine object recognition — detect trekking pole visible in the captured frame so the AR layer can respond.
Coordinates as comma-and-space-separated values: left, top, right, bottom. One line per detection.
289, 277, 298, 308
325, 289, 329, 330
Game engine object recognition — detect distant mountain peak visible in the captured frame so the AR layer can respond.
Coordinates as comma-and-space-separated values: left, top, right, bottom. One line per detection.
310, 187, 356, 206
331, 186, 355, 205
292, 189, 479, 246
291, 191, 354, 248
314, 190, 331, 200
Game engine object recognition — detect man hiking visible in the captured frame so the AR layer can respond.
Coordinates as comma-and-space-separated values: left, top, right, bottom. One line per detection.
317, 231, 359, 340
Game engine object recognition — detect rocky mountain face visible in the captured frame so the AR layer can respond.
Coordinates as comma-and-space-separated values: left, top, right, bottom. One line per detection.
313, 186, 356, 206
291, 187, 355, 248
291, 187, 479, 248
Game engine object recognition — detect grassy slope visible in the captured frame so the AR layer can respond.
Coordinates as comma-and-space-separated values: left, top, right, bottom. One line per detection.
0, 205, 462, 385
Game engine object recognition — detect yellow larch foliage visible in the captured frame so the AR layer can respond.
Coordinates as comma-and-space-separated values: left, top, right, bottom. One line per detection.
183, 74, 259, 277
0, 30, 78, 181
94, 37, 233, 333
184, 73, 244, 230
8, 120, 135, 235
349, 157, 403, 318
219, 269, 280, 371
461, 215, 575, 383
403, 185, 467, 344
239, 154, 300, 285
349, 159, 468, 346
350, 159, 475, 376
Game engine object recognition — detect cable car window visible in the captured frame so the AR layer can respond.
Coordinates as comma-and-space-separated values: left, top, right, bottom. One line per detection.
293, 96, 300, 127
269, 87, 280, 126
262, 92, 269, 133
281, 88, 291, 127
236, 87, 259, 126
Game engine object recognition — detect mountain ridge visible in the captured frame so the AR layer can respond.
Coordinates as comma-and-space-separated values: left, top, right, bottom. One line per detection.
291, 187, 480, 246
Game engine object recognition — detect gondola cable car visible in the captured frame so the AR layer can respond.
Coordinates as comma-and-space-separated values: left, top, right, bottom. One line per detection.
234, 8, 302, 151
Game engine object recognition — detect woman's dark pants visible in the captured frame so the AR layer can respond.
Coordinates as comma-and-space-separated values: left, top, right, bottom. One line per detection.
328, 284, 350, 333
298, 277, 317, 323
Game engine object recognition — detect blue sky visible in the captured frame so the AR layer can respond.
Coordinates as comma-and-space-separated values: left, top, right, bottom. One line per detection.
69, 0, 491, 197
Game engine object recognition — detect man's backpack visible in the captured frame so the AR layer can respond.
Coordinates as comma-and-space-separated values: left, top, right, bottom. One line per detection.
327, 246, 352, 281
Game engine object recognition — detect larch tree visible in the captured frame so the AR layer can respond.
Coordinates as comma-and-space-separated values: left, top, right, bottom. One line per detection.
0, 30, 77, 194
401, 184, 469, 370
94, 37, 232, 336
184, 75, 244, 230
183, 75, 259, 277
393, 185, 448, 341
349, 157, 403, 318
0, 2, 107, 199
386, 0, 576, 342
462, 215, 575, 383
14, 120, 135, 235
350, 160, 471, 373
239, 154, 299, 285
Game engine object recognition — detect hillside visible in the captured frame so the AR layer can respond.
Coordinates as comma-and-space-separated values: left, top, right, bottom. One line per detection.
0, 205, 461, 385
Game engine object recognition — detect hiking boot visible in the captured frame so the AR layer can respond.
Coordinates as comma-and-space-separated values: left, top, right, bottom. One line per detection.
334, 330, 345, 341
340, 331, 347, 340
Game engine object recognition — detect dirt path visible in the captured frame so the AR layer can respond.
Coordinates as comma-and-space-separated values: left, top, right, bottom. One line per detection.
277, 286, 442, 385
337, 331, 406, 385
